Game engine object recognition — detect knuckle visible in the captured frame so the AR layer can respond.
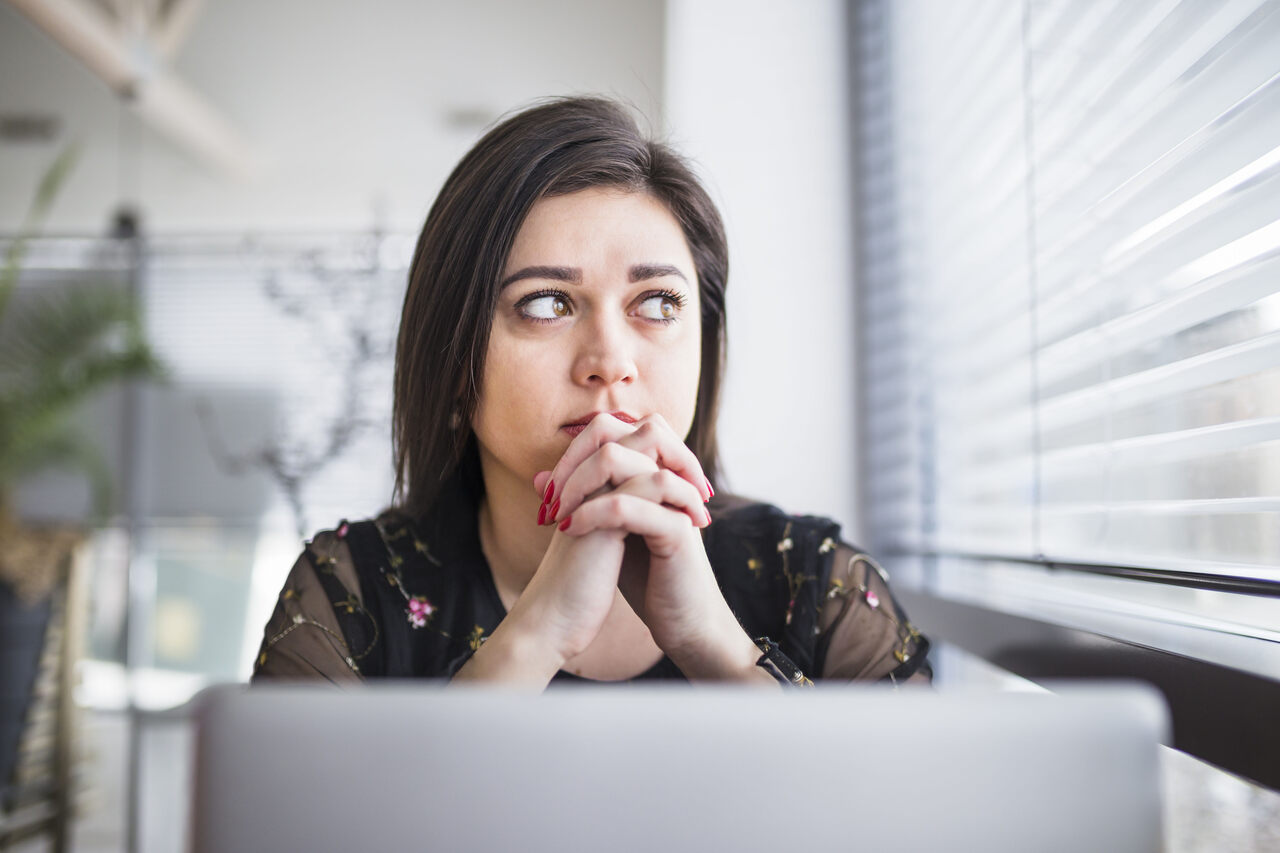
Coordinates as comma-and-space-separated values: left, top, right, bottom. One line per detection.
633, 420, 657, 439
583, 414, 611, 440
601, 413, 629, 434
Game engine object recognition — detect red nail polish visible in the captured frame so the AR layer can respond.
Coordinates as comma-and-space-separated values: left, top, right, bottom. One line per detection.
549, 498, 560, 522
543, 479, 555, 505
705, 479, 715, 499
558, 515, 572, 531
537, 504, 546, 525
705, 508, 713, 525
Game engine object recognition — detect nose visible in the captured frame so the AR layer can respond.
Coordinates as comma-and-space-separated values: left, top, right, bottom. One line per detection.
571, 313, 637, 388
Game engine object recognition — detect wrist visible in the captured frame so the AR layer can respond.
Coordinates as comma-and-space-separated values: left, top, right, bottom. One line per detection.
450, 607, 567, 688
667, 616, 778, 686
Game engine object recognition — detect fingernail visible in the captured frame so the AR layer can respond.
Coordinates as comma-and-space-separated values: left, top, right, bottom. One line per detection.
543, 479, 555, 505
705, 508, 713, 525
558, 515, 572, 532
705, 479, 715, 499
549, 498, 560, 522
537, 504, 547, 525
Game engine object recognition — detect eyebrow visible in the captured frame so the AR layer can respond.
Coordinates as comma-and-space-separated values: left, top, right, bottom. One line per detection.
629, 263, 688, 284
499, 263, 689, 290
499, 265, 581, 289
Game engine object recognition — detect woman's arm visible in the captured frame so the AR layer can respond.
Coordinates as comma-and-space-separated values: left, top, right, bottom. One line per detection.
251, 531, 365, 684
817, 545, 932, 684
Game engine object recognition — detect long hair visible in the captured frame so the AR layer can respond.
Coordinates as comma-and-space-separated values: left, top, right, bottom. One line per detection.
392, 96, 729, 519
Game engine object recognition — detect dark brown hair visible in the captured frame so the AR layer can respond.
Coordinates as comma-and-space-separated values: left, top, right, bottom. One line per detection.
392, 96, 728, 519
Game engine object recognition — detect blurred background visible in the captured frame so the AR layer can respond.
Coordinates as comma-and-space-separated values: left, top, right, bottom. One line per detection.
0, 0, 1277, 850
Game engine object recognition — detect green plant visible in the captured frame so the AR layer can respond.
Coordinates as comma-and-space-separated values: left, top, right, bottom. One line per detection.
0, 146, 166, 521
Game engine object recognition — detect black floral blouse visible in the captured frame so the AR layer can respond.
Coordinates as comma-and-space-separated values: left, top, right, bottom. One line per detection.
251, 492, 932, 686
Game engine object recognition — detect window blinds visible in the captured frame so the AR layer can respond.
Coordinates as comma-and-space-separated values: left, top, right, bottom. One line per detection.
857, 0, 1280, 582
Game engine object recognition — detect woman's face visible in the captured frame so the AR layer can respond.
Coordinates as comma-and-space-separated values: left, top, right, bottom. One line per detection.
472, 187, 703, 493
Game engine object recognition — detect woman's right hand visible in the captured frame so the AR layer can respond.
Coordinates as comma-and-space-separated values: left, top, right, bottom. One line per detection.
453, 522, 628, 686
503, 524, 627, 667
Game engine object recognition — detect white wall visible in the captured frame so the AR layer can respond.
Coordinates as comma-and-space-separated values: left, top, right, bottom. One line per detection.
664, 0, 860, 539
0, 0, 665, 233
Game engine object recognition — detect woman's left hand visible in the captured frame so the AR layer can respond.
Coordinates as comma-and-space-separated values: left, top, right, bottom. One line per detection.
534, 414, 762, 680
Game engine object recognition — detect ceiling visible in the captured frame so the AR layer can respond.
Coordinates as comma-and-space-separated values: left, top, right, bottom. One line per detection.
0, 0, 665, 233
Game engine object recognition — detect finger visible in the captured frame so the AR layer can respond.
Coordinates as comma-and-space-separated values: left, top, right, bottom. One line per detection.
608, 468, 710, 529
543, 413, 637, 506
612, 413, 712, 501
533, 470, 552, 502
547, 443, 661, 525
557, 493, 697, 555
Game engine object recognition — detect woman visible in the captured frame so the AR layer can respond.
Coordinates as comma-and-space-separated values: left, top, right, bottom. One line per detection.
252, 97, 930, 687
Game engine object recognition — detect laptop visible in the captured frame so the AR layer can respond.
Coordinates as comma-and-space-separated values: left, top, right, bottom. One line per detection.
190, 681, 1168, 852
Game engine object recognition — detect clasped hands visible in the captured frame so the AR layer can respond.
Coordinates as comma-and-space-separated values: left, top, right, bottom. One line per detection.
509, 413, 762, 683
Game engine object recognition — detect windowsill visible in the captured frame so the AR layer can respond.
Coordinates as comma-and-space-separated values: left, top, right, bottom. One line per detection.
889, 554, 1280, 681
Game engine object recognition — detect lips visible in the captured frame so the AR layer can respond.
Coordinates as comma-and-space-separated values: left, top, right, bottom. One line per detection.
562, 411, 638, 436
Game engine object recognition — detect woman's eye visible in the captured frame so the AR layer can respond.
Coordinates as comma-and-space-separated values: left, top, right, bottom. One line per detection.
521, 294, 570, 320
636, 294, 679, 321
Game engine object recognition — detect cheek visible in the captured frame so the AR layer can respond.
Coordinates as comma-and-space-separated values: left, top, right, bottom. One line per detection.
656, 330, 703, 437
476, 332, 554, 426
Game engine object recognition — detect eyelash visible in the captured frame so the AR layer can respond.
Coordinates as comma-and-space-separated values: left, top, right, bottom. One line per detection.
513, 288, 688, 325
644, 289, 688, 324
514, 289, 570, 325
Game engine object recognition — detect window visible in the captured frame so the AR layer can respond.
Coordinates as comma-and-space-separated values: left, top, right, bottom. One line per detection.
10, 233, 410, 694
857, 0, 1280, 587
853, 0, 1280, 787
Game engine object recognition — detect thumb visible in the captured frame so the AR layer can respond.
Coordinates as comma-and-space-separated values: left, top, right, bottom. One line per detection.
533, 470, 552, 499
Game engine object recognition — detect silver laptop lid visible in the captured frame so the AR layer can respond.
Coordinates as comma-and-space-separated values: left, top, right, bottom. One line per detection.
192, 682, 1167, 853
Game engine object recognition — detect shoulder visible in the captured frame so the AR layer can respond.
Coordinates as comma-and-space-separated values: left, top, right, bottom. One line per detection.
707, 494, 846, 553
703, 494, 851, 603
318, 509, 440, 575
290, 510, 422, 603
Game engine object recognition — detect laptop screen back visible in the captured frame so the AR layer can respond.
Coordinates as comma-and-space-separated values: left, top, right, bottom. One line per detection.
192, 682, 1167, 853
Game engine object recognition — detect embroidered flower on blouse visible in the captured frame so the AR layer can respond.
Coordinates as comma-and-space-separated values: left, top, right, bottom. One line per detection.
865, 589, 881, 609
776, 537, 793, 553
406, 596, 434, 628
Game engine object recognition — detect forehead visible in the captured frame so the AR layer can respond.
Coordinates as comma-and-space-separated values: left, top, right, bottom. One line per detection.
505, 188, 696, 272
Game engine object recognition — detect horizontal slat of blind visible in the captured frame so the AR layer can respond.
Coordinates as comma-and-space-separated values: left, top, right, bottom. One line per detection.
1035, 178, 1280, 349
1039, 331, 1280, 433
1034, 63, 1280, 282
1032, 0, 1275, 214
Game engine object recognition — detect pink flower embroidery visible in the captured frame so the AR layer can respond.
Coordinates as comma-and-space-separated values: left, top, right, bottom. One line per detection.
406, 596, 434, 628
865, 589, 880, 610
